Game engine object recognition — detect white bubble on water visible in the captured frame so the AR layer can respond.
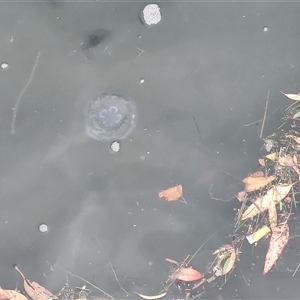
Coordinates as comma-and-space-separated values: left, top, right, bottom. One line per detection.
1, 63, 8, 69
142, 4, 161, 25
110, 141, 120, 152
39, 224, 48, 233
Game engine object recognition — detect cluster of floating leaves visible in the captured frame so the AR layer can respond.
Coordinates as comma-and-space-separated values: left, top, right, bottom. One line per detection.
136, 91, 300, 300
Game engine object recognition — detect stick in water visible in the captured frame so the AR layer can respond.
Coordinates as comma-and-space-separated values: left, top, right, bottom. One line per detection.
11, 51, 41, 134
260, 89, 270, 139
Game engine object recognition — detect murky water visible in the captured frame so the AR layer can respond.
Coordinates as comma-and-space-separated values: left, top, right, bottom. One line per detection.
1, 2, 300, 299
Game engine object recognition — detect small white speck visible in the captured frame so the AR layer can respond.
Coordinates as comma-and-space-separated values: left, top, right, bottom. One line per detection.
1, 63, 8, 69
140, 79, 145, 84
39, 224, 48, 233
110, 141, 120, 152
263, 26, 268, 32
146, 151, 150, 155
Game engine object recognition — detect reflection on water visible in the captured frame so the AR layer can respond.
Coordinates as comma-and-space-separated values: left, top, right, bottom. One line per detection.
0, 1, 300, 299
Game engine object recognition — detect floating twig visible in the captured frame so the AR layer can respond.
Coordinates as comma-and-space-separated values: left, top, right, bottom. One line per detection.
260, 89, 270, 139
96, 237, 130, 296
11, 51, 41, 134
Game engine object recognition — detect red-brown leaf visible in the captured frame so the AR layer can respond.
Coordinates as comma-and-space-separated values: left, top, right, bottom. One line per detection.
175, 268, 203, 282
263, 223, 289, 274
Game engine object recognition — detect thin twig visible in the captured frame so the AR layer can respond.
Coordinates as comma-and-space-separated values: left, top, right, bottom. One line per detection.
95, 237, 129, 296
134, 47, 145, 61
11, 51, 41, 134
292, 263, 300, 277
193, 116, 203, 143
260, 89, 270, 138
243, 107, 279, 127
187, 223, 234, 264
56, 265, 115, 300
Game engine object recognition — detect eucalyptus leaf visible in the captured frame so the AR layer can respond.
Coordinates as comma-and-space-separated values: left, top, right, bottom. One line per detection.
293, 111, 300, 119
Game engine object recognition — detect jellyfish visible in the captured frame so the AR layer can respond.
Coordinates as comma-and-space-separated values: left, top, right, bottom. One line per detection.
85, 93, 137, 141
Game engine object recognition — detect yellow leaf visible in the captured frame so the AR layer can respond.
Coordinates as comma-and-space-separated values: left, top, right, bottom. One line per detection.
246, 225, 271, 244
135, 292, 167, 300
241, 184, 292, 220
281, 91, 300, 101
265, 153, 276, 161
268, 202, 277, 231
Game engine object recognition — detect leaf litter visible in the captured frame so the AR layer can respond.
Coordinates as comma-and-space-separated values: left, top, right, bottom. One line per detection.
14, 266, 57, 300
4, 90, 300, 300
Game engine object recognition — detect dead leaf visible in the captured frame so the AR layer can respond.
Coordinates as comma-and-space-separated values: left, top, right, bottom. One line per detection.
263, 222, 289, 274
241, 184, 292, 220
212, 245, 236, 275
278, 154, 295, 167
280, 91, 300, 101
14, 266, 57, 300
286, 134, 300, 145
134, 292, 167, 300
265, 153, 276, 161
242, 174, 276, 192
0, 287, 28, 300
236, 190, 246, 202
158, 185, 183, 201
222, 248, 236, 275
250, 171, 264, 178
268, 202, 277, 231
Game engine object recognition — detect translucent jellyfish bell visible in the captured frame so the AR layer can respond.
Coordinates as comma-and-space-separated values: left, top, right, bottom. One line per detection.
85, 93, 137, 141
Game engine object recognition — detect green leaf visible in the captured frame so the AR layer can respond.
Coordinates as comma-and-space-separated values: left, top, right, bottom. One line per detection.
222, 257, 230, 273
293, 111, 300, 119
